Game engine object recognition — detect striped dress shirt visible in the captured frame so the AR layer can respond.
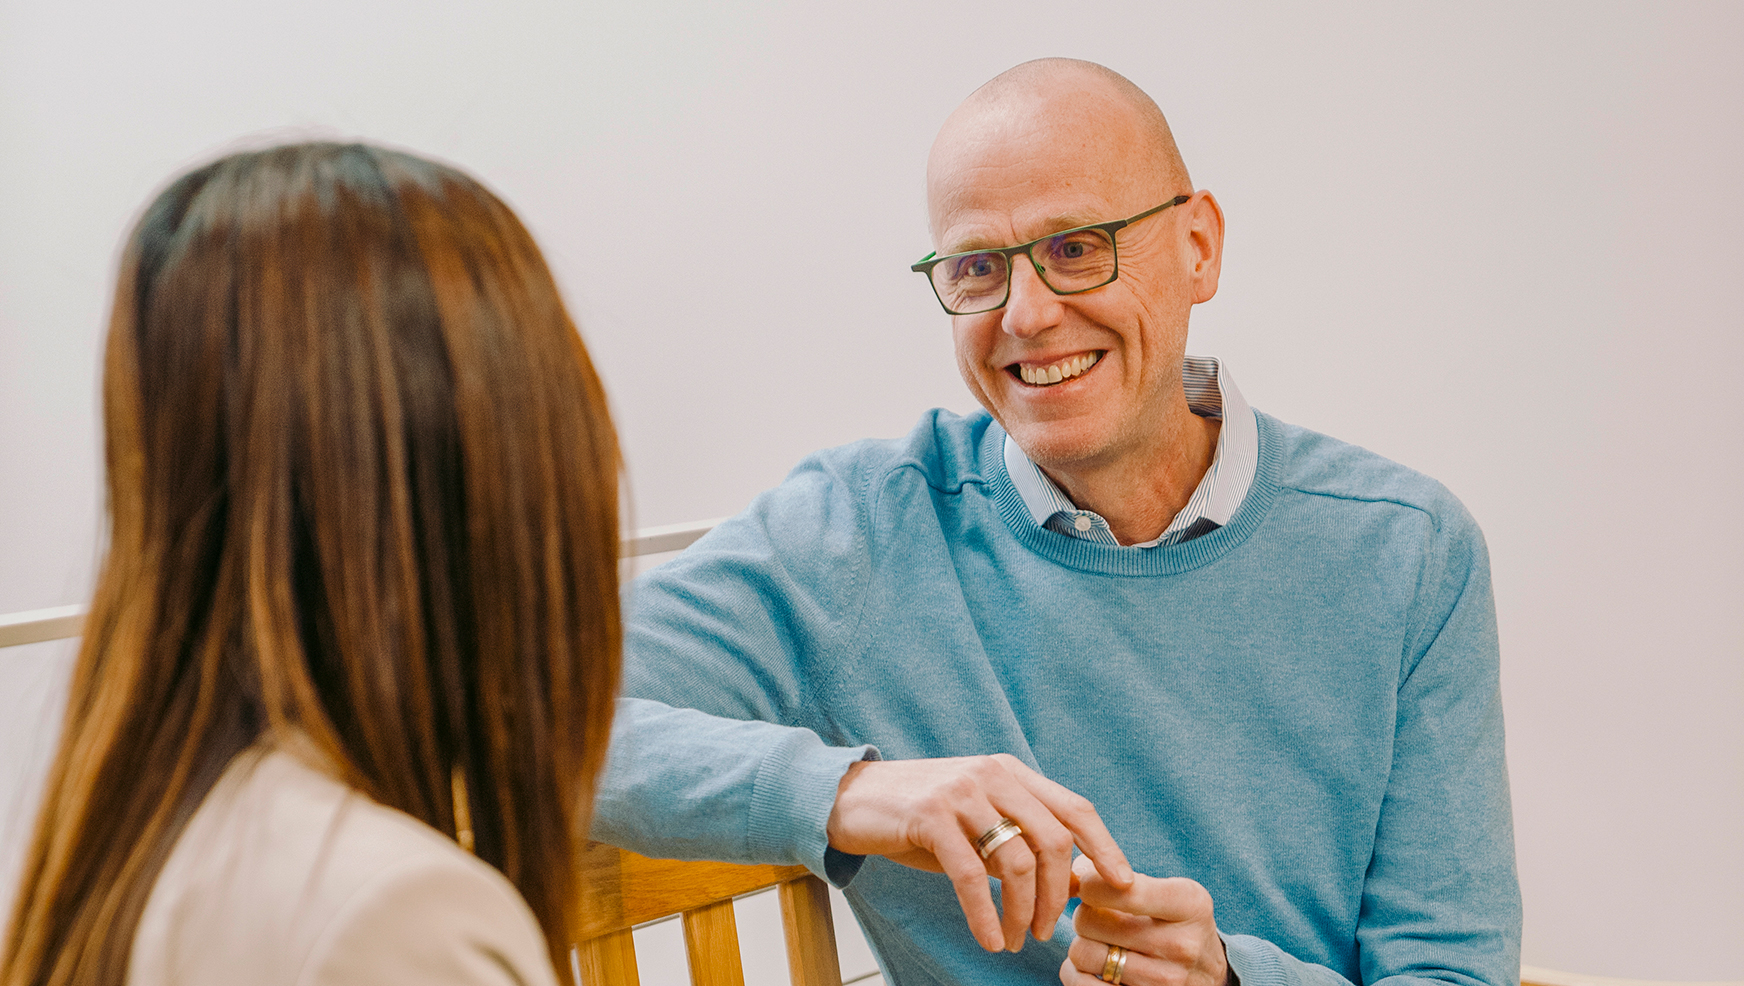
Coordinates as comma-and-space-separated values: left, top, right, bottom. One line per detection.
1002, 354, 1257, 548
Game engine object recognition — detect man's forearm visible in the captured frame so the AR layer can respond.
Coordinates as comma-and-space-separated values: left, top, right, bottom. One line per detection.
589, 697, 876, 882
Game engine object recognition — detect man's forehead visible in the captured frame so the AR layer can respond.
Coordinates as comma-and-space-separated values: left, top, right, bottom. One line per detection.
928, 139, 1145, 252
928, 102, 1161, 242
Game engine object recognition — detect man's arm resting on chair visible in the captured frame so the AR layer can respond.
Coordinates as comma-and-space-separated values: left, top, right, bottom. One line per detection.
592, 697, 1133, 954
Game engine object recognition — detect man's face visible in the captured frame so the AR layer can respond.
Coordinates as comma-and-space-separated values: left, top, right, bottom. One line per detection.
928, 93, 1218, 475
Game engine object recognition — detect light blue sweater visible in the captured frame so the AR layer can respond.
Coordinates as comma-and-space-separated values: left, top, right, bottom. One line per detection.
593, 408, 1520, 986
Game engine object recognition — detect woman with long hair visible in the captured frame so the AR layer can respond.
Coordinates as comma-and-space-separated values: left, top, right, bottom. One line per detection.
1, 142, 620, 985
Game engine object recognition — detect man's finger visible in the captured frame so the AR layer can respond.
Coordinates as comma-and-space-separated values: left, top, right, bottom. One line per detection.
990, 832, 1038, 951
1071, 900, 1151, 948
1004, 757, 1134, 888
983, 774, 1081, 942
931, 821, 1006, 952
1024, 830, 1072, 941
972, 782, 1076, 942
1076, 861, 1216, 924
1059, 951, 1126, 986
1065, 931, 1160, 985
960, 805, 1040, 950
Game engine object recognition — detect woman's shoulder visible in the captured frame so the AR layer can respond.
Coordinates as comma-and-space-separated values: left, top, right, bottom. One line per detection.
129, 746, 559, 986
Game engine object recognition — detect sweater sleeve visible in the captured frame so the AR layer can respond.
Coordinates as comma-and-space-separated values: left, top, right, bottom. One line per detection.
1226, 503, 1521, 986
593, 449, 880, 884
589, 697, 879, 885
620, 448, 875, 728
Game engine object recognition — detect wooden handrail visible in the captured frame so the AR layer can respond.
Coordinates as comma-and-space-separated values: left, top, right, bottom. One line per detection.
0, 519, 722, 650
0, 605, 85, 649
573, 842, 808, 941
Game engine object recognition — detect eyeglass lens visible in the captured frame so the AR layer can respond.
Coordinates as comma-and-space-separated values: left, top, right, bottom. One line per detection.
930, 228, 1119, 314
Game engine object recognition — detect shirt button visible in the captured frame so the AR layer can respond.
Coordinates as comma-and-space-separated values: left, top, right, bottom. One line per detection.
1073, 515, 1092, 532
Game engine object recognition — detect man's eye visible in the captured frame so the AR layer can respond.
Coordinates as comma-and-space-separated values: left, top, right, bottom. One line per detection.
953, 254, 1000, 280
1048, 233, 1104, 263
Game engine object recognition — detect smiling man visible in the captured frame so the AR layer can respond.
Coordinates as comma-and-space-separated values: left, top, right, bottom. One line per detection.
922, 63, 1225, 553
598, 59, 1520, 986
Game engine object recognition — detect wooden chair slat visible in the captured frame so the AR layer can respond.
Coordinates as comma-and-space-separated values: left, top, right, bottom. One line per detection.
576, 929, 640, 986
575, 842, 839, 986
682, 899, 746, 986
778, 874, 843, 986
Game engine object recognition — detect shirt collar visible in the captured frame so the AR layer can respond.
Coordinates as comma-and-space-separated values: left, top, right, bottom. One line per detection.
1001, 355, 1257, 548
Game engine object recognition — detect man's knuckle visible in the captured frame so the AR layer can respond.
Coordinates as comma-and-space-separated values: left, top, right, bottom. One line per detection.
947, 869, 984, 893
1037, 829, 1073, 855
969, 755, 1008, 780
1156, 933, 1201, 966
926, 777, 974, 810
1186, 880, 1215, 916
1071, 904, 1099, 935
1190, 879, 1213, 906
1161, 876, 1215, 916
1059, 791, 1095, 818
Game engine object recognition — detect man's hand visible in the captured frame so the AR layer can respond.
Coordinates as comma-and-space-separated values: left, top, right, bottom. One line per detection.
826, 755, 1133, 954
1062, 855, 1230, 986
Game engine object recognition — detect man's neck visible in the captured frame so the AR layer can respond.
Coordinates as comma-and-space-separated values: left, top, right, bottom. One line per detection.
1038, 402, 1220, 545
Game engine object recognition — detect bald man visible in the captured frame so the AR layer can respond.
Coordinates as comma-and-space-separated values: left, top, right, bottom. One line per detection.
595, 59, 1519, 986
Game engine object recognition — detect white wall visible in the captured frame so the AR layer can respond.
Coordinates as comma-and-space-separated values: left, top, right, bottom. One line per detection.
1, 1, 1739, 979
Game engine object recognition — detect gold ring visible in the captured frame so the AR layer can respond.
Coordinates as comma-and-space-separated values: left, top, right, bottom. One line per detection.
974, 818, 1023, 860
1099, 944, 1128, 985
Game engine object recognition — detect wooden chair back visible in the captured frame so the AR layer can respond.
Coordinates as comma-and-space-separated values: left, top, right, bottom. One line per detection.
574, 841, 843, 986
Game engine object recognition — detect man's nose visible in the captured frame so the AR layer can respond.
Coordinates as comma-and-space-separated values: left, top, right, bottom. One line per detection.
1000, 257, 1065, 339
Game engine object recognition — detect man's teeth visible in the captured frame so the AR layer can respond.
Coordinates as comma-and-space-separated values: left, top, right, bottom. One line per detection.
1020, 352, 1101, 386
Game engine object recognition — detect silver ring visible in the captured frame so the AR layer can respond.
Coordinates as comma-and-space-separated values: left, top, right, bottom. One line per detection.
974, 818, 1023, 860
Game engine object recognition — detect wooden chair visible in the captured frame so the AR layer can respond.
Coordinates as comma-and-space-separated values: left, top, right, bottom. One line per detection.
574, 841, 844, 986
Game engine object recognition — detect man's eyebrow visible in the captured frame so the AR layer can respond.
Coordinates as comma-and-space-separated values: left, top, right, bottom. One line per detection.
942, 212, 1110, 255
1034, 211, 1109, 233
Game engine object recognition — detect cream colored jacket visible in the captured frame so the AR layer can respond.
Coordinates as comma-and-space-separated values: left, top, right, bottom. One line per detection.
128, 746, 561, 986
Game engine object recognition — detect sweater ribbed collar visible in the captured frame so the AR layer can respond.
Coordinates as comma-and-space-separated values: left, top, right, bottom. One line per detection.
984, 409, 1283, 578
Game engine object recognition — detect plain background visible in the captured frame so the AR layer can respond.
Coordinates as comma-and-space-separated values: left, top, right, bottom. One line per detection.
1, 1, 1739, 979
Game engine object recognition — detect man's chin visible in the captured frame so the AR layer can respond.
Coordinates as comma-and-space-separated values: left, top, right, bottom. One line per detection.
1000, 420, 1113, 473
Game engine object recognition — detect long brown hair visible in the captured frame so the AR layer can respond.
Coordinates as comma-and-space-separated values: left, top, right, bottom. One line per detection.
1, 142, 620, 985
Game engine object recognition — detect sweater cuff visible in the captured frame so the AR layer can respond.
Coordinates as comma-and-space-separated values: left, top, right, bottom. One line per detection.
1223, 933, 1292, 986
746, 730, 881, 887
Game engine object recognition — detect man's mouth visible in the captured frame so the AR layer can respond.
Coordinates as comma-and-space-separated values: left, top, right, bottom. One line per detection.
1010, 351, 1103, 387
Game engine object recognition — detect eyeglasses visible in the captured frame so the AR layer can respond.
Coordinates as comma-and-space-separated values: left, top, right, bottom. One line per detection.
910, 195, 1191, 316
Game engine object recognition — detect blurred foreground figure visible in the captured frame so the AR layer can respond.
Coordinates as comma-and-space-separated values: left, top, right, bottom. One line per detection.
596, 58, 1521, 986
1, 142, 623, 986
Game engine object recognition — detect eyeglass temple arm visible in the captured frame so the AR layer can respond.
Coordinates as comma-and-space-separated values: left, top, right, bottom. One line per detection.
1125, 194, 1192, 226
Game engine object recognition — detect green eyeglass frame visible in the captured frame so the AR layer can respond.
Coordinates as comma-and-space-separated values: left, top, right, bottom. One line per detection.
910, 194, 1192, 315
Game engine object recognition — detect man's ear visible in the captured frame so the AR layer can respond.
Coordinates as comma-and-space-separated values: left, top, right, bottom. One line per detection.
1186, 190, 1225, 305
